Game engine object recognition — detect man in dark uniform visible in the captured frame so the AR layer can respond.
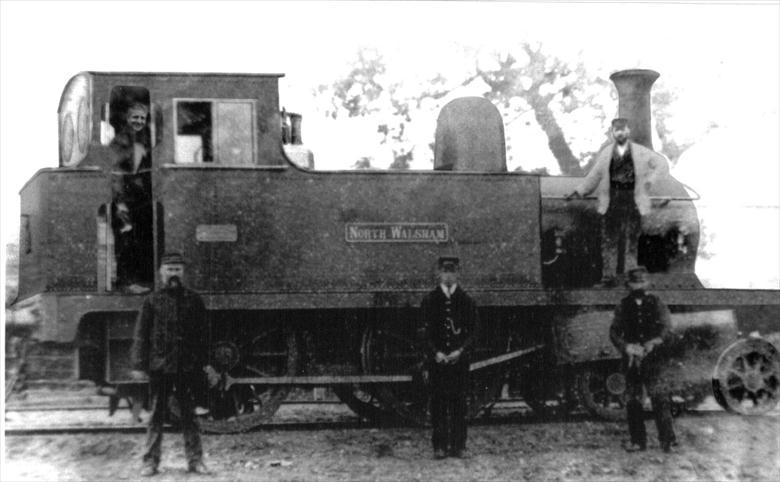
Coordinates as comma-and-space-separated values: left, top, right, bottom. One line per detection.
110, 102, 154, 293
610, 266, 677, 453
421, 256, 479, 459
567, 118, 669, 284
130, 252, 211, 476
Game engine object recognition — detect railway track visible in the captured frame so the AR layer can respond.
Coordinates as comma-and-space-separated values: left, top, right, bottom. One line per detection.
4, 399, 352, 412
6, 383, 728, 436
4, 405, 732, 437
3, 418, 380, 436
4, 400, 539, 435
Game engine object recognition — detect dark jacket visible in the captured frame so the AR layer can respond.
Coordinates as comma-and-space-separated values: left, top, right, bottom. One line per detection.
131, 286, 209, 374
110, 126, 151, 207
610, 290, 672, 361
421, 286, 479, 360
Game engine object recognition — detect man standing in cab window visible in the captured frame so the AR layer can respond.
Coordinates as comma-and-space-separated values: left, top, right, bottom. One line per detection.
110, 102, 154, 293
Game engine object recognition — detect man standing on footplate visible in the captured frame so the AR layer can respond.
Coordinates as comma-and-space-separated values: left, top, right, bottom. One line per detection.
130, 252, 212, 476
421, 256, 480, 459
566, 118, 669, 285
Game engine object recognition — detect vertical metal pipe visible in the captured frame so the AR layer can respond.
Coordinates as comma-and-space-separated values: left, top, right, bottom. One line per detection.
609, 69, 659, 149
281, 109, 291, 145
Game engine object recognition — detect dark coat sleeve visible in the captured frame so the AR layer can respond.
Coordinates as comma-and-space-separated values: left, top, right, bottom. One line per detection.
109, 133, 131, 203
609, 301, 627, 354
191, 293, 210, 368
459, 297, 479, 354
131, 297, 153, 371
421, 294, 439, 358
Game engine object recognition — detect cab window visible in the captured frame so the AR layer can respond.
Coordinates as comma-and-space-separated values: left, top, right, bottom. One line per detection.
174, 99, 255, 165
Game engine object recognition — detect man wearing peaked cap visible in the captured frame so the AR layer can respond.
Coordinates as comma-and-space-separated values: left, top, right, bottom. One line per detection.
420, 256, 480, 459
130, 252, 212, 475
159, 252, 186, 266
609, 266, 677, 453
438, 256, 459, 271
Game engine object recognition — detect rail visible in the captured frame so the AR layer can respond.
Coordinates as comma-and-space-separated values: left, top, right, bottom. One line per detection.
2, 400, 560, 436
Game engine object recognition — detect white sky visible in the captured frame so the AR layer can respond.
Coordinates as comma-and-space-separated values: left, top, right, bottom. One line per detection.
1, 1, 779, 287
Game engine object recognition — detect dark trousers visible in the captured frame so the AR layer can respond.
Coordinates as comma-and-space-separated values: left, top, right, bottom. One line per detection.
625, 364, 675, 447
602, 189, 641, 278
143, 372, 203, 468
430, 361, 468, 453
113, 201, 154, 285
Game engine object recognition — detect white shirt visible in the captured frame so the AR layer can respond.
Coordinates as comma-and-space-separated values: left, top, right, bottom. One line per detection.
440, 284, 458, 298
616, 142, 629, 157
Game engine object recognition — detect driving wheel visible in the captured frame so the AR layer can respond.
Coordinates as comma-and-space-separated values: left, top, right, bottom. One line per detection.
521, 368, 577, 419
197, 329, 299, 433
360, 321, 505, 426
576, 363, 627, 421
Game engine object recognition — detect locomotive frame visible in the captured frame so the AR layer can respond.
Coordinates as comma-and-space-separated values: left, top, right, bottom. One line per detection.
8, 69, 780, 432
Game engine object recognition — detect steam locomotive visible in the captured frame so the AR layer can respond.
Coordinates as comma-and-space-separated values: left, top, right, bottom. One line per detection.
8, 68, 779, 432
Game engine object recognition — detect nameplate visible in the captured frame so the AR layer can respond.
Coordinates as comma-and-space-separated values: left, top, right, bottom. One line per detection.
345, 223, 448, 243
196, 224, 238, 242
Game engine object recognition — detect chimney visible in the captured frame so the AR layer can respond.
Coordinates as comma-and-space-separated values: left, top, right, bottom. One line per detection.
290, 113, 304, 145
282, 111, 315, 169
609, 69, 659, 149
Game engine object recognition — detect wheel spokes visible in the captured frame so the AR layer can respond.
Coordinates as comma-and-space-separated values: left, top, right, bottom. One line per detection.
198, 329, 298, 433
714, 339, 780, 415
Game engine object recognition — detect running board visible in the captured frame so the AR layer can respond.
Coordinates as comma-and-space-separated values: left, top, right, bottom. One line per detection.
469, 344, 544, 371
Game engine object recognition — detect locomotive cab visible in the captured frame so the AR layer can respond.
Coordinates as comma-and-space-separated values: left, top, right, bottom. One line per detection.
18, 72, 288, 299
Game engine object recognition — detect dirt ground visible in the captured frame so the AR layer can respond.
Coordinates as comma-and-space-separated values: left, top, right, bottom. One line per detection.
4, 409, 779, 482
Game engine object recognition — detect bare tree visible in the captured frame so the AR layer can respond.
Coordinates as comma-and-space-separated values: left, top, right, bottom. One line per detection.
318, 45, 694, 174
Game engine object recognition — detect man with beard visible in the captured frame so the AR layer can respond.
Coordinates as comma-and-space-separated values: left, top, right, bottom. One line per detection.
566, 118, 669, 285
610, 266, 677, 453
421, 256, 479, 459
110, 102, 154, 293
130, 252, 211, 476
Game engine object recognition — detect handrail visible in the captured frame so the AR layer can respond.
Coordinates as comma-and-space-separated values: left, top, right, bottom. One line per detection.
679, 182, 701, 201
543, 181, 702, 202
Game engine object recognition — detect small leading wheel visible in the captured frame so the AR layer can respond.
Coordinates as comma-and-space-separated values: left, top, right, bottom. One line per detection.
712, 338, 780, 415
576, 363, 627, 421
197, 329, 299, 433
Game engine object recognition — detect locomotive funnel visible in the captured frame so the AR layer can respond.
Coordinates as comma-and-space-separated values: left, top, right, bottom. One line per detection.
609, 69, 659, 149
